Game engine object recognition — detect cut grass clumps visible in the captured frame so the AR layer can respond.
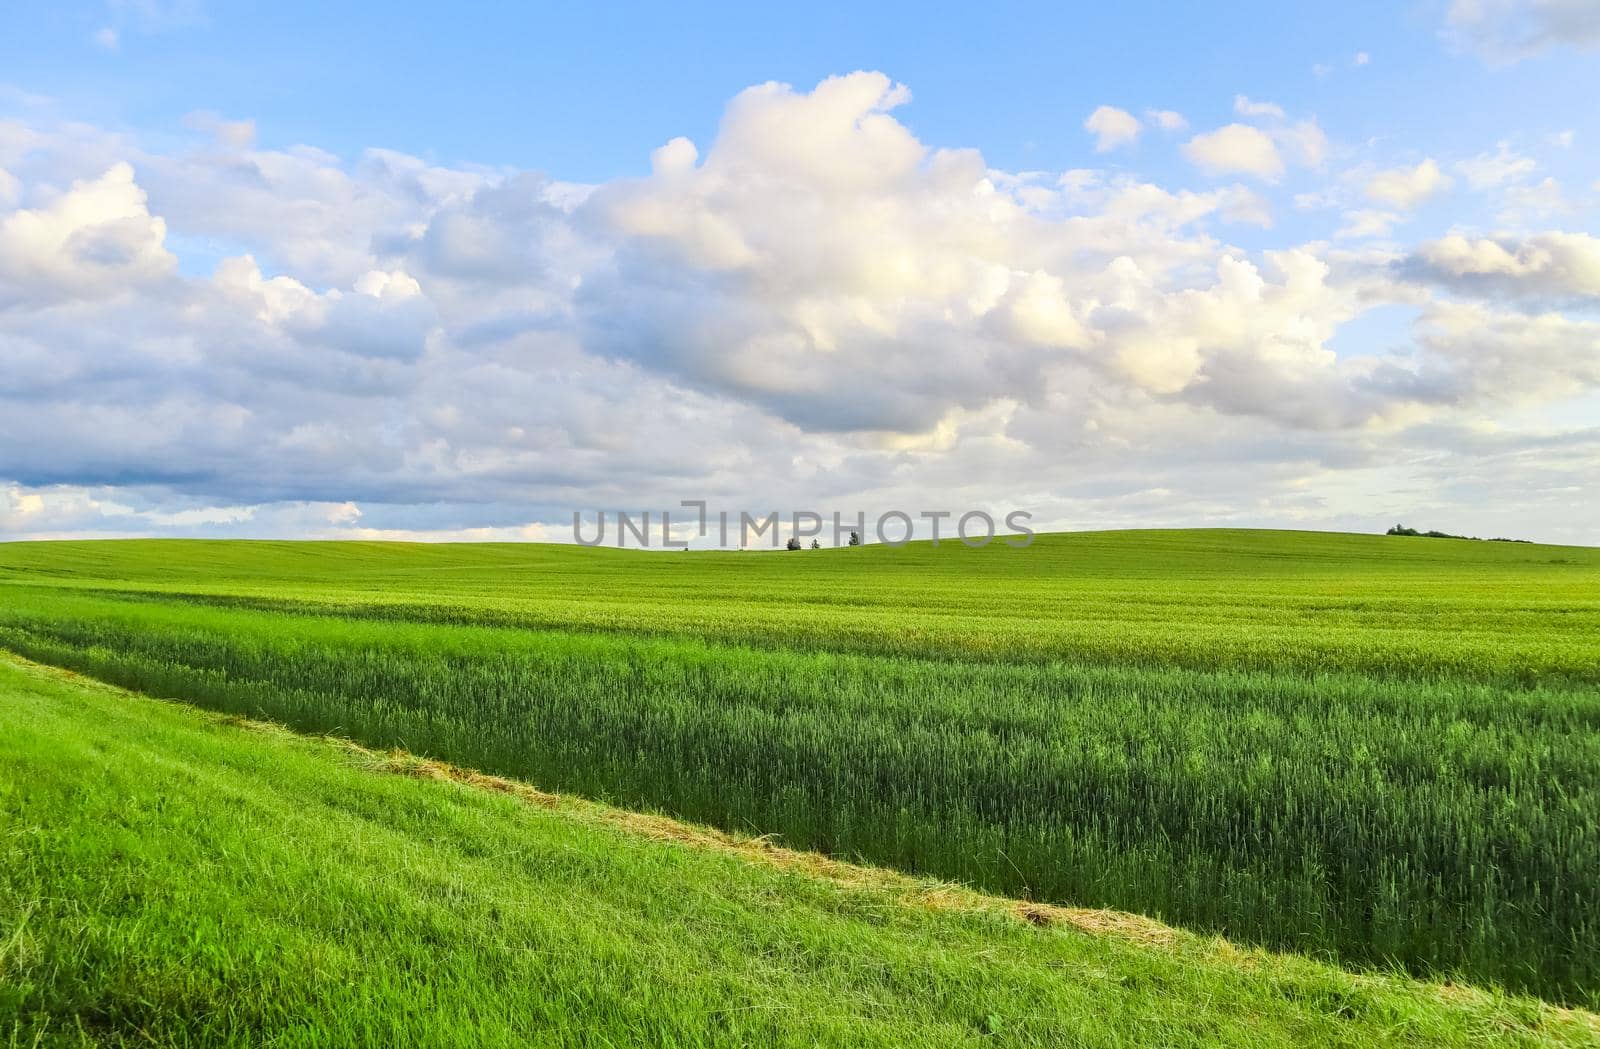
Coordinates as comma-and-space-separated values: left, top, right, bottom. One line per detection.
3, 654, 1597, 1047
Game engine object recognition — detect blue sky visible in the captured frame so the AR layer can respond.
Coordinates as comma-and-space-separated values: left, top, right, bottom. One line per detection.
0, 1, 1597, 543
5, 2, 1593, 180
4, 2, 1594, 287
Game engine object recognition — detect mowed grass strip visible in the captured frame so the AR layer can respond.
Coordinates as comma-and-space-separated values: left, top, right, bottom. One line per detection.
1, 579, 1596, 1006
2, 655, 1596, 1048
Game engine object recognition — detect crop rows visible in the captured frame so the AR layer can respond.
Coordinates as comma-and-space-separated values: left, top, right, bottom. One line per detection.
1, 583, 1596, 1006
2, 531, 1597, 683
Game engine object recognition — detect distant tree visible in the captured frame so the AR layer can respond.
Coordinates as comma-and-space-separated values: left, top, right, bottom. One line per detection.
1384, 523, 1526, 543
810, 539, 821, 550
786, 536, 803, 551
848, 530, 862, 546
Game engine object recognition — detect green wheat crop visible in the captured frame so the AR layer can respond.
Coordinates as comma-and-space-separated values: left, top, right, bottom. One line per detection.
1, 529, 1597, 1005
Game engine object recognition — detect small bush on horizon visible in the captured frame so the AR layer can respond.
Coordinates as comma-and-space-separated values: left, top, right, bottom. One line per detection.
1387, 523, 1529, 543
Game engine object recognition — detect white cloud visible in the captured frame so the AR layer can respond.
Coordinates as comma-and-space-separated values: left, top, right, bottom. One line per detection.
1145, 109, 1188, 132
1278, 121, 1329, 168
1354, 51, 1371, 65
1456, 142, 1537, 188
1446, 0, 1600, 61
649, 136, 698, 176
1084, 105, 1142, 152
1234, 95, 1285, 119
1403, 230, 1600, 301
1336, 209, 1403, 240
132, 137, 490, 287
0, 72, 1597, 544
579, 76, 1335, 433
1293, 192, 1332, 211
0, 161, 175, 305
1364, 159, 1453, 209
182, 109, 256, 148
1183, 124, 1284, 180
1498, 176, 1570, 225
93, 27, 120, 51
1416, 301, 1600, 403
1184, 103, 1327, 182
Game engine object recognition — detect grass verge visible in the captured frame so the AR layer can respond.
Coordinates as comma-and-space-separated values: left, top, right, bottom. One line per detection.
2, 653, 1596, 1047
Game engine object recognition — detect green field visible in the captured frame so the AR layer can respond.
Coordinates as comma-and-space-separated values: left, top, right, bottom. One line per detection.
3, 654, 1596, 1047
3, 529, 1596, 681
1, 529, 1598, 1013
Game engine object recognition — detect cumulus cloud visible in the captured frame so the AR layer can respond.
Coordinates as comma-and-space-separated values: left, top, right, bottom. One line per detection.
1182, 102, 1327, 182
1145, 109, 1187, 132
1234, 95, 1285, 119
1336, 209, 1403, 240
1400, 231, 1600, 303
577, 74, 1348, 433
1415, 301, 1600, 404
127, 137, 492, 288
1276, 121, 1329, 168
0, 162, 175, 306
1084, 105, 1142, 152
215, 256, 439, 362
1497, 176, 1571, 225
1456, 142, 1537, 189
1446, 0, 1600, 61
1364, 159, 1453, 209
0, 71, 1596, 544
182, 109, 256, 148
1183, 124, 1284, 180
